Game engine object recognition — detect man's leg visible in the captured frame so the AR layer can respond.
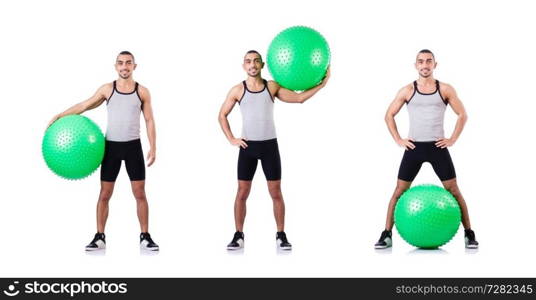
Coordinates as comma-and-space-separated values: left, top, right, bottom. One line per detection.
87, 141, 120, 251
385, 146, 422, 230
123, 139, 158, 250
259, 139, 284, 231
131, 180, 149, 233
130, 180, 159, 250
430, 146, 471, 229
260, 139, 291, 249
234, 180, 252, 232
98, 140, 121, 233
123, 139, 151, 233
96, 181, 115, 233
384, 179, 412, 230
375, 179, 411, 249
267, 180, 284, 232
376, 146, 421, 249
431, 146, 478, 248
227, 144, 257, 250
441, 178, 471, 229
86, 182, 114, 251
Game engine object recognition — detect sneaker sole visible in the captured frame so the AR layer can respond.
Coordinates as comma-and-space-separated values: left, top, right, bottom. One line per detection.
85, 247, 105, 251
375, 237, 392, 249
140, 246, 159, 251
374, 245, 392, 249
226, 246, 243, 250
276, 242, 292, 251
278, 247, 292, 251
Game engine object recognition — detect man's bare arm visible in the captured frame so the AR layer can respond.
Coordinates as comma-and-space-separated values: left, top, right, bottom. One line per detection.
47, 83, 110, 127
436, 83, 467, 148
385, 85, 415, 150
272, 67, 330, 103
218, 84, 248, 148
139, 86, 157, 166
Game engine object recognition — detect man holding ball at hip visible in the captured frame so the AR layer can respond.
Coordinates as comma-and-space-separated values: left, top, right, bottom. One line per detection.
48, 51, 159, 251
218, 50, 330, 250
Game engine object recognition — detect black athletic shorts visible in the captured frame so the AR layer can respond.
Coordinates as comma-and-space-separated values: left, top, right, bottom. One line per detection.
100, 139, 145, 182
237, 138, 281, 181
397, 141, 456, 182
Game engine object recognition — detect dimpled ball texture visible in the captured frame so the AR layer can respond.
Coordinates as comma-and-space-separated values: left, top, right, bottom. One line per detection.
394, 184, 461, 248
267, 26, 330, 91
42, 115, 105, 180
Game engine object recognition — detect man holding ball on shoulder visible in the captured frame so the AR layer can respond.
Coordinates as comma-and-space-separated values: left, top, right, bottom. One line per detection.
218, 49, 330, 251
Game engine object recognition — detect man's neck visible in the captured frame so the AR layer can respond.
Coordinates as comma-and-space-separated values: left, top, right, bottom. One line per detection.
246, 75, 264, 86
116, 77, 135, 86
417, 76, 436, 86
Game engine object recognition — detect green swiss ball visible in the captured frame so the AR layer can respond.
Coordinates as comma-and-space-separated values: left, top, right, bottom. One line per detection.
267, 26, 330, 91
42, 115, 105, 180
394, 184, 461, 248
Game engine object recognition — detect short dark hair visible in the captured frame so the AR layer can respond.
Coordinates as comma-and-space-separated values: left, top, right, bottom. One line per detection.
417, 49, 435, 60
117, 50, 135, 63
244, 50, 262, 61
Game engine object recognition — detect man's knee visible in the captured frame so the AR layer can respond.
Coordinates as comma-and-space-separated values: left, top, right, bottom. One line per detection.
443, 179, 460, 196
236, 182, 251, 202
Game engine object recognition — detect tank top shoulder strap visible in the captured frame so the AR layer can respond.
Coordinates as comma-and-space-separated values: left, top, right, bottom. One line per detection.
238, 81, 247, 104
263, 79, 274, 102
134, 82, 143, 105
436, 80, 448, 105
107, 81, 117, 103
406, 81, 418, 104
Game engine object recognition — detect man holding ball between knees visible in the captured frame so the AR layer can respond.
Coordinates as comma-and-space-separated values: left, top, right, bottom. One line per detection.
218, 50, 330, 250
375, 49, 478, 249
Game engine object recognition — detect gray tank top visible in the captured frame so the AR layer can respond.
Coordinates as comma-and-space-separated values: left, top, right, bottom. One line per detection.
239, 80, 276, 141
406, 80, 448, 142
105, 81, 142, 142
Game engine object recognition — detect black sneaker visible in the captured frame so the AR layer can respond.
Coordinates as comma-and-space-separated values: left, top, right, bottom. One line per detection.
464, 229, 479, 249
227, 231, 244, 250
85, 233, 106, 251
276, 232, 292, 250
374, 230, 392, 249
140, 233, 159, 251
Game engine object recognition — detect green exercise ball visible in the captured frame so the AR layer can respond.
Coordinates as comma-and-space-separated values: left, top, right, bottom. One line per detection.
42, 115, 105, 180
394, 184, 461, 248
267, 26, 330, 91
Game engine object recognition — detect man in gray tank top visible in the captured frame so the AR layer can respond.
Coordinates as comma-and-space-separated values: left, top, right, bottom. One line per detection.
48, 51, 159, 251
219, 50, 330, 250
375, 49, 479, 249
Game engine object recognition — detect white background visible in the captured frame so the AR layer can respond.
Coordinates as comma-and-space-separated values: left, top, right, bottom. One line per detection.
0, 0, 534, 277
